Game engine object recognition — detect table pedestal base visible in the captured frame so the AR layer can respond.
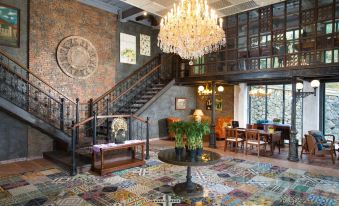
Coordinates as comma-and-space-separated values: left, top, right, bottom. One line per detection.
173, 182, 203, 197
172, 166, 203, 197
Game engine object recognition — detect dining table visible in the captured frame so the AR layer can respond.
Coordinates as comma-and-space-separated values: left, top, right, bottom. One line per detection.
236, 128, 281, 155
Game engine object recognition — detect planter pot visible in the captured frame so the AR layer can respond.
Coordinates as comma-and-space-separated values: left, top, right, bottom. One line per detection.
175, 147, 184, 157
187, 149, 196, 162
196, 148, 203, 157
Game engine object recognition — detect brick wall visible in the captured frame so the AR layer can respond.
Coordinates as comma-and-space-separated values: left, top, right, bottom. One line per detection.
196, 85, 234, 119
29, 0, 117, 102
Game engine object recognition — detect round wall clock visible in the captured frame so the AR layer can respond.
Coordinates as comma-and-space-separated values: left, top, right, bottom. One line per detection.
56, 36, 98, 79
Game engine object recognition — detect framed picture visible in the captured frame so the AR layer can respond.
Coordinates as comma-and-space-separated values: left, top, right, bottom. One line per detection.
120, 33, 136, 64
175, 98, 188, 110
140, 34, 151, 56
216, 98, 222, 111
0, 3, 20, 47
206, 99, 212, 110
206, 98, 222, 111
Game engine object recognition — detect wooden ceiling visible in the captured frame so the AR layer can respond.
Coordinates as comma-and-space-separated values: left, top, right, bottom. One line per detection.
120, 0, 286, 17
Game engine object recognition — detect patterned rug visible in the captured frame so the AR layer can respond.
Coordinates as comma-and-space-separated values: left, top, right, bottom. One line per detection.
0, 150, 338, 206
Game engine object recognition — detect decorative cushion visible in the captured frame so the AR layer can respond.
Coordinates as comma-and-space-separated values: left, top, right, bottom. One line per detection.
257, 120, 269, 124
227, 138, 243, 142
247, 140, 265, 145
309, 130, 326, 142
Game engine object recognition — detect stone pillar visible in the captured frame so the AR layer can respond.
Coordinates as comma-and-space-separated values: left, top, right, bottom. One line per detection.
302, 80, 320, 135
288, 77, 299, 162
209, 81, 217, 148
234, 83, 248, 128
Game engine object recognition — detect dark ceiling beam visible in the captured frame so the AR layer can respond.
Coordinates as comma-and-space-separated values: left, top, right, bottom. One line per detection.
176, 67, 339, 85
121, 7, 143, 21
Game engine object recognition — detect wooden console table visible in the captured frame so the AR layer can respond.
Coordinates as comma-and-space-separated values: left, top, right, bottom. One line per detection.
92, 140, 145, 175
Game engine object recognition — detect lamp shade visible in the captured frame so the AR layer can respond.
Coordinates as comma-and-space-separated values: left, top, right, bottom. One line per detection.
217, 85, 224, 92
193, 109, 204, 116
311, 80, 320, 88
198, 85, 204, 92
296, 82, 304, 90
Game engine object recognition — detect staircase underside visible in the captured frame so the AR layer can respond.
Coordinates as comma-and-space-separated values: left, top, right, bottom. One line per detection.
0, 96, 71, 146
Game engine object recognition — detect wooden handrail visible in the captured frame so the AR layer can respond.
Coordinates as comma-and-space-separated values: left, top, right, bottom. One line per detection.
0, 50, 76, 104
131, 115, 147, 123
97, 114, 131, 119
72, 114, 147, 128
72, 116, 94, 128
93, 53, 176, 104
104, 65, 161, 106
93, 54, 161, 103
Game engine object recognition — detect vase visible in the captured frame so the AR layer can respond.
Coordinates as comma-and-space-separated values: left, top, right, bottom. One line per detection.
187, 149, 196, 162
196, 148, 203, 158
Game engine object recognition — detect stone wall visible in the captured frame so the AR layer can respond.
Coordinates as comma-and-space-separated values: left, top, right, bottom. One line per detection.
29, 0, 117, 102
139, 85, 196, 138
325, 94, 339, 136
0, 0, 28, 66
249, 87, 303, 138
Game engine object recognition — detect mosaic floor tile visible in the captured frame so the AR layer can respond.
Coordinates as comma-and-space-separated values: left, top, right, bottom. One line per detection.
0, 147, 338, 206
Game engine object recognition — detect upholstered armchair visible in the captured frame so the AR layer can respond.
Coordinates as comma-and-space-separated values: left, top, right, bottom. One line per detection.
301, 130, 336, 164
166, 117, 181, 140
305, 134, 335, 164
215, 117, 232, 139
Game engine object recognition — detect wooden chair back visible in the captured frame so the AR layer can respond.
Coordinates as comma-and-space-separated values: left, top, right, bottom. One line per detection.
246, 129, 260, 142
305, 134, 317, 154
225, 128, 238, 139
246, 124, 253, 129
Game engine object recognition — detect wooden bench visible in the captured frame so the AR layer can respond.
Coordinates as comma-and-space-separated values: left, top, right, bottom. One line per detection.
92, 140, 145, 175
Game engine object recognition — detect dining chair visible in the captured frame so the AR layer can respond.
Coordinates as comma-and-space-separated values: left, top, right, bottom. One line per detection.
224, 128, 244, 152
245, 129, 267, 157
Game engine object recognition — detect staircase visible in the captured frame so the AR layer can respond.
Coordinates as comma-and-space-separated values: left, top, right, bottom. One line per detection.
0, 49, 179, 173
0, 50, 76, 145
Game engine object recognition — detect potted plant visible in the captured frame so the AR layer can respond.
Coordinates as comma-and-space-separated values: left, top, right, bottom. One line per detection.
273, 118, 281, 124
169, 121, 185, 156
185, 121, 210, 161
194, 121, 210, 157
185, 122, 197, 161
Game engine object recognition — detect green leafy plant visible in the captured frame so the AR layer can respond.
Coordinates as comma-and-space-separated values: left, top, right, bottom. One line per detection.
273, 118, 281, 123
168, 121, 185, 148
185, 121, 210, 150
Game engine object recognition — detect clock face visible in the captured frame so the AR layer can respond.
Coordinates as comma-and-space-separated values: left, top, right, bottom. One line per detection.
57, 36, 98, 79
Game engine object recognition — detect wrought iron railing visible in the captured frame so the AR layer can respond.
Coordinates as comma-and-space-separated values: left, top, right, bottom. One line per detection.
0, 50, 76, 135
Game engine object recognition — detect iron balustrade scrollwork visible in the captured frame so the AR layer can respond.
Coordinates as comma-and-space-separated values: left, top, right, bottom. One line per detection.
0, 50, 77, 135
91, 54, 162, 117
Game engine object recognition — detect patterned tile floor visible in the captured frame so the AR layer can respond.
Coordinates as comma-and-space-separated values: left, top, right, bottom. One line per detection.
0, 150, 339, 205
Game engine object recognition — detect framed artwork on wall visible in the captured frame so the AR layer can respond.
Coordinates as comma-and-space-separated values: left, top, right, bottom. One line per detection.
175, 98, 188, 110
0, 3, 20, 47
206, 98, 223, 111
120, 33, 136, 64
140, 34, 151, 56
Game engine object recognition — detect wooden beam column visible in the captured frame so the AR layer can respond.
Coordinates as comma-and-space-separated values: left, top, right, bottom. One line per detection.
209, 81, 217, 148
288, 76, 299, 162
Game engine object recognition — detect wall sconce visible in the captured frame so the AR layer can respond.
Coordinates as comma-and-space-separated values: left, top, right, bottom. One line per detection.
296, 79, 320, 98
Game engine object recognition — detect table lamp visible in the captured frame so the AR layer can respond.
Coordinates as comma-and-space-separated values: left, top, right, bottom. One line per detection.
193, 109, 204, 122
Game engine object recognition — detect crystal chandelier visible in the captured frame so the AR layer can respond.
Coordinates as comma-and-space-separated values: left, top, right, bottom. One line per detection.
158, 0, 226, 60
249, 87, 272, 97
